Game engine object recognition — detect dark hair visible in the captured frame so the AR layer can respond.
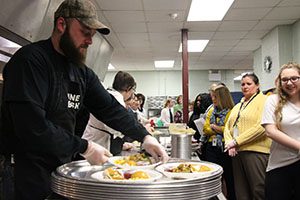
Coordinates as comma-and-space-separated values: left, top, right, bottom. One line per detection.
193, 93, 212, 116
176, 95, 183, 104
242, 72, 259, 85
112, 71, 136, 92
136, 93, 145, 112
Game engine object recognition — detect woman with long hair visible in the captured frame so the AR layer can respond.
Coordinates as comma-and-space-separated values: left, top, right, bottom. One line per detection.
261, 62, 300, 200
203, 85, 236, 200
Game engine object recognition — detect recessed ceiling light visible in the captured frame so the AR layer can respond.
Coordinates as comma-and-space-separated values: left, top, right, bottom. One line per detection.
188, 0, 235, 21
154, 60, 174, 68
178, 40, 209, 52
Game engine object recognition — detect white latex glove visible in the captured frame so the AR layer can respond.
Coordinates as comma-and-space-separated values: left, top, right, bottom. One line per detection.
81, 141, 113, 165
122, 142, 134, 151
142, 135, 169, 163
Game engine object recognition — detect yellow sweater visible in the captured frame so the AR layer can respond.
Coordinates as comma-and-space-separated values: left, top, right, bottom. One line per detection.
224, 92, 271, 154
203, 107, 231, 142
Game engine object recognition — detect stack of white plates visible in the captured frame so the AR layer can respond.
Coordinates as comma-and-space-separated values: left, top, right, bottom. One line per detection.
51, 159, 223, 200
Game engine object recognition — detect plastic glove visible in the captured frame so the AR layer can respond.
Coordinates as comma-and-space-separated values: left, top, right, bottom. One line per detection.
142, 135, 169, 163
81, 141, 113, 165
122, 142, 134, 151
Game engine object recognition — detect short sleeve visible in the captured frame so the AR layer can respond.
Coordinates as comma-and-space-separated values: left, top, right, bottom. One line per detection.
261, 94, 278, 126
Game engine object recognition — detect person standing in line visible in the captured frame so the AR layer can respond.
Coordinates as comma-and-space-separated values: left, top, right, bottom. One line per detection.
188, 93, 212, 160
159, 98, 174, 126
136, 93, 147, 117
173, 95, 183, 123
202, 85, 236, 200
224, 73, 271, 200
261, 62, 300, 200
0, 1, 168, 199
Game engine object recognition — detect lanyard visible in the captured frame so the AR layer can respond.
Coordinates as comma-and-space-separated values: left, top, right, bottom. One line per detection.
233, 92, 259, 127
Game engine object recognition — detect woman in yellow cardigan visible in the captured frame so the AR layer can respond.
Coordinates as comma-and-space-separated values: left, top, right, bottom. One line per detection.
224, 73, 271, 200
203, 85, 236, 200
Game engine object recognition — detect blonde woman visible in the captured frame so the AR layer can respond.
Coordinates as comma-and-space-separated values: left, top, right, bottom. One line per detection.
261, 62, 300, 200
159, 98, 174, 126
202, 85, 236, 200
224, 73, 271, 200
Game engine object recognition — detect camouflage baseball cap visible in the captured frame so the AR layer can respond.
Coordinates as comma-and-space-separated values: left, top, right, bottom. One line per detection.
54, 0, 110, 35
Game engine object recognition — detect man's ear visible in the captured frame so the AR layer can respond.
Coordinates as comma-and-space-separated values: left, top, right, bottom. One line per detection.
56, 17, 66, 33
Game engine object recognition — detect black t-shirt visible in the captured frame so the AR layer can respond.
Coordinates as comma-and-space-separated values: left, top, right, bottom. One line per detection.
1, 39, 148, 167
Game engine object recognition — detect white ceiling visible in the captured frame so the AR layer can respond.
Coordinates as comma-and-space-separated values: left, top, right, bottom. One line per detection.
92, 0, 300, 71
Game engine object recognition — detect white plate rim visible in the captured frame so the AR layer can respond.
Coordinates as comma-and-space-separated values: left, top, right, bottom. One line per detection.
155, 162, 222, 179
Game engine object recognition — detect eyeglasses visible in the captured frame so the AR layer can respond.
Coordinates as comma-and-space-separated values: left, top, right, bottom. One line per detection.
280, 76, 300, 84
128, 85, 136, 92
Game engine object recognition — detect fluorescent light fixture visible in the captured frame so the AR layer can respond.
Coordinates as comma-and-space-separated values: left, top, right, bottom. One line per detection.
108, 63, 115, 70
233, 75, 242, 81
188, 0, 235, 21
0, 53, 11, 63
178, 40, 209, 52
234, 71, 253, 81
154, 60, 174, 68
0, 36, 21, 48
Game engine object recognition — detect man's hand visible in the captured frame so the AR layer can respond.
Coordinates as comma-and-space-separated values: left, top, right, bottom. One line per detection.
142, 135, 169, 163
81, 141, 112, 165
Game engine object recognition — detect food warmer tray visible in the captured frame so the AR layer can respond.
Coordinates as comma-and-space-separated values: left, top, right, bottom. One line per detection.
51, 159, 223, 200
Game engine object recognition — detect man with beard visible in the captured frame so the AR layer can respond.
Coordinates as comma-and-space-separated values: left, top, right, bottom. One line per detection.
0, 0, 169, 199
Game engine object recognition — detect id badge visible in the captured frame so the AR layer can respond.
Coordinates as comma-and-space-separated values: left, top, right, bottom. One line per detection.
233, 127, 239, 138
212, 138, 217, 146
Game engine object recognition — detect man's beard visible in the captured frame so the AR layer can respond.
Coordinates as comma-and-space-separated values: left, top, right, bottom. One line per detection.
59, 27, 87, 67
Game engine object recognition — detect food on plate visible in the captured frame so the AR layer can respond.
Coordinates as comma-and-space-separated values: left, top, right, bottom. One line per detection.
166, 163, 212, 173
130, 171, 150, 179
104, 167, 124, 180
114, 153, 153, 166
103, 167, 150, 180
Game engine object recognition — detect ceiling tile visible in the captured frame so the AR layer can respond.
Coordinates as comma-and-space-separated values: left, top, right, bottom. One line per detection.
232, 0, 281, 8
224, 8, 272, 20
218, 21, 258, 31
147, 22, 183, 33
278, 0, 300, 6
253, 19, 296, 30
208, 39, 240, 46
244, 30, 269, 39
143, 0, 191, 10
265, 7, 300, 20
110, 22, 147, 32
96, 0, 143, 10
145, 10, 186, 22
213, 31, 248, 39
103, 11, 145, 23
184, 21, 220, 32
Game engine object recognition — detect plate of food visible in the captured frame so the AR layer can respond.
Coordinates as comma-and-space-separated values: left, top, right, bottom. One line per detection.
108, 153, 161, 170
155, 162, 222, 179
90, 167, 162, 184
